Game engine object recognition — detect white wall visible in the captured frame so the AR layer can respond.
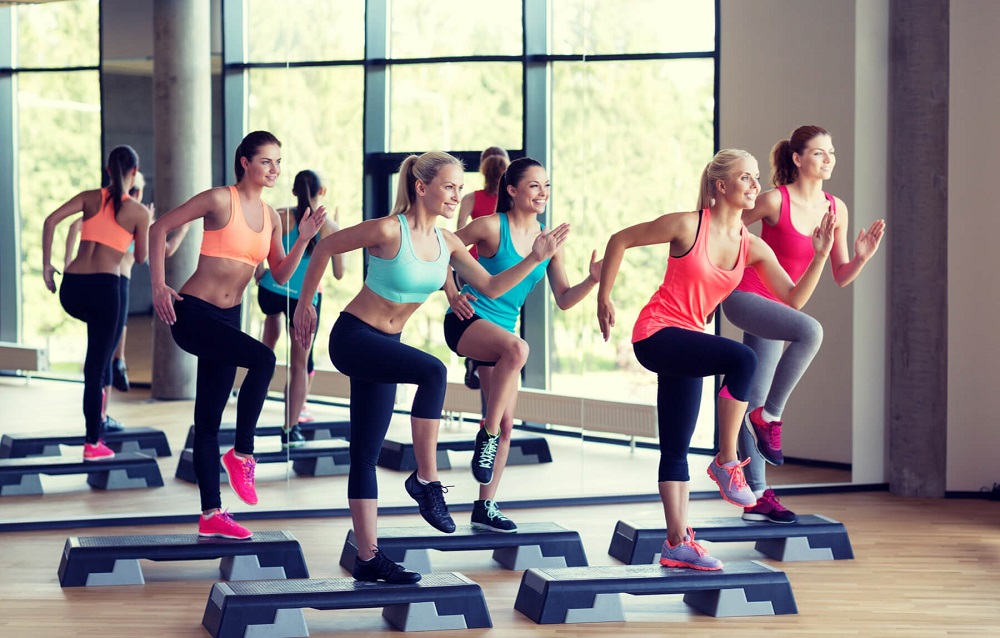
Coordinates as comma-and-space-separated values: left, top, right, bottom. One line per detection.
947, 0, 1000, 493
719, 0, 889, 475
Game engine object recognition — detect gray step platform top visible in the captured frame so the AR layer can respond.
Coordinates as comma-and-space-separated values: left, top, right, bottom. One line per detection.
0, 451, 158, 474
0, 427, 171, 458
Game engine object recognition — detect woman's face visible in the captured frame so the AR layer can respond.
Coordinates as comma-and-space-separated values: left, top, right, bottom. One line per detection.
718, 156, 760, 209
794, 134, 836, 181
420, 163, 464, 219
243, 143, 282, 188
508, 165, 550, 215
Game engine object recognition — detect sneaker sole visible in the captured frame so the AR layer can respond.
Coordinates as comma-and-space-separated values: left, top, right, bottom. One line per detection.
705, 466, 757, 507
223, 460, 259, 506
83, 455, 116, 461
471, 522, 518, 534
199, 531, 253, 540
742, 512, 797, 524
659, 558, 722, 571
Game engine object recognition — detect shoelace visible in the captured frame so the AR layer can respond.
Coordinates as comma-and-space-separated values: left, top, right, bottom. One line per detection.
424, 482, 453, 516
240, 456, 257, 484
484, 500, 509, 521
216, 509, 237, 525
767, 423, 783, 449
369, 548, 405, 577
477, 432, 499, 468
761, 490, 787, 511
721, 458, 750, 490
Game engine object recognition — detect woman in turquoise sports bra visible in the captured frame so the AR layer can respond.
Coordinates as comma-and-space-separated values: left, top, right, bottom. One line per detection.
292, 151, 569, 585
442, 157, 602, 533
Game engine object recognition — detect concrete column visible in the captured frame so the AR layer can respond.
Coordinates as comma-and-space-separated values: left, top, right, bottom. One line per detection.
888, 0, 948, 497
150, 0, 211, 399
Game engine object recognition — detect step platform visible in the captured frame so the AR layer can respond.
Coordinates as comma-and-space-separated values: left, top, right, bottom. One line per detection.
339, 522, 588, 574
0, 427, 171, 459
608, 515, 854, 564
514, 561, 797, 623
175, 440, 351, 484
184, 420, 351, 449
202, 572, 492, 637
378, 431, 552, 472
0, 452, 163, 496
58, 530, 309, 587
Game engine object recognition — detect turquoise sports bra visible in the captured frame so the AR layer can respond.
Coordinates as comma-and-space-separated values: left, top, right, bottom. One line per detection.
365, 214, 449, 303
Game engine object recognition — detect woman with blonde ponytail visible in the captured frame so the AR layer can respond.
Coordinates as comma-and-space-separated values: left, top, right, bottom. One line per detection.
597, 149, 835, 570
292, 151, 568, 584
721, 126, 885, 524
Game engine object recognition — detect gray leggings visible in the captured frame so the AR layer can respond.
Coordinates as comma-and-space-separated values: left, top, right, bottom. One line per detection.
720, 290, 824, 491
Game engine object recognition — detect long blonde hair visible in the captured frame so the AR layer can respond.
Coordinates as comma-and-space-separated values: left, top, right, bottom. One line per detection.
391, 152, 464, 215
696, 149, 754, 210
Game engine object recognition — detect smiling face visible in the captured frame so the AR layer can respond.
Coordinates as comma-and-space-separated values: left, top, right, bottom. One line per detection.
717, 156, 760, 209
417, 163, 464, 219
507, 165, 550, 215
794, 134, 836, 181
242, 143, 282, 188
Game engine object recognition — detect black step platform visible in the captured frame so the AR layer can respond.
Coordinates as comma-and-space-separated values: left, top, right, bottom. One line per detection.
0, 452, 163, 496
175, 440, 351, 484
184, 420, 351, 449
339, 522, 588, 574
378, 431, 552, 472
58, 530, 309, 587
608, 515, 854, 564
202, 572, 493, 637
514, 561, 797, 623
0, 427, 171, 459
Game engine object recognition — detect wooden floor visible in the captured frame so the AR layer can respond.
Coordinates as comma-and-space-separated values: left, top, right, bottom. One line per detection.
2, 377, 998, 636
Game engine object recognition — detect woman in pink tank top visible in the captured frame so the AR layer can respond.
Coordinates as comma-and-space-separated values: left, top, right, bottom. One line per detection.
597, 149, 835, 570
720, 126, 886, 524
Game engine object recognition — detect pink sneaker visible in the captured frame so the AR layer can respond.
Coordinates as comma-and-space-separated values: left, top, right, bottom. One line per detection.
198, 509, 252, 539
747, 407, 784, 465
222, 448, 258, 505
83, 440, 115, 461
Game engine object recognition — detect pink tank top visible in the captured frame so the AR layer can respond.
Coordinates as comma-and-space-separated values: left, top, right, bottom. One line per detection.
735, 185, 835, 303
632, 208, 749, 341
469, 189, 498, 260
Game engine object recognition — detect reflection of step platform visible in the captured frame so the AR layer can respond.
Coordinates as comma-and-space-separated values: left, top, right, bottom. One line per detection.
378, 431, 552, 472
58, 530, 309, 587
184, 420, 351, 449
0, 452, 163, 496
202, 572, 492, 637
1, 427, 171, 459
338, 523, 588, 574
608, 515, 854, 564
514, 561, 797, 623
174, 440, 351, 484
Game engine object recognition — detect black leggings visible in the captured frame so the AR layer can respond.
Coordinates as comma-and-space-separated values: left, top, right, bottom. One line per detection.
171, 296, 276, 511
59, 273, 121, 443
633, 327, 757, 482
329, 312, 447, 499
104, 274, 129, 385
257, 286, 322, 374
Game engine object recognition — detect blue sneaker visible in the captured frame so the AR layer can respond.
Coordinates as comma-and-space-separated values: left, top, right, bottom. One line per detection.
706, 455, 756, 507
659, 527, 722, 570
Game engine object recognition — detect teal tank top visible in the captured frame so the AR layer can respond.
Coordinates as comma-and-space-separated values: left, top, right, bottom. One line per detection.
365, 214, 449, 303
258, 223, 319, 304
454, 213, 550, 333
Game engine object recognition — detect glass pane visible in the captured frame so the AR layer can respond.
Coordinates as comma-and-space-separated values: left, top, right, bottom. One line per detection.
550, 58, 714, 410
15, 0, 99, 68
247, 0, 365, 62
390, 0, 522, 58
18, 71, 102, 372
552, 0, 715, 55
247, 66, 365, 369
389, 63, 521, 153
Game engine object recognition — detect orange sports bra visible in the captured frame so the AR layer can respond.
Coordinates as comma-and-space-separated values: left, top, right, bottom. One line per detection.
79, 188, 133, 253
200, 185, 273, 267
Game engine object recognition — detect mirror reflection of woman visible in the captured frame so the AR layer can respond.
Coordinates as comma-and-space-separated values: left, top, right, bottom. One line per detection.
41, 145, 150, 461
293, 151, 568, 584
597, 149, 834, 570
149, 131, 325, 541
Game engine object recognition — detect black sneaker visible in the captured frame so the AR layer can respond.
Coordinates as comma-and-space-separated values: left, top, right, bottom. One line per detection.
101, 415, 125, 433
403, 471, 456, 533
111, 358, 130, 392
464, 358, 480, 390
280, 424, 306, 449
471, 427, 499, 485
471, 499, 518, 533
352, 548, 421, 584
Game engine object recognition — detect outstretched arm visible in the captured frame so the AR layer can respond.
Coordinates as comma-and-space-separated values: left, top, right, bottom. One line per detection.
547, 247, 601, 310
827, 200, 886, 287
42, 192, 88, 293
265, 205, 327, 284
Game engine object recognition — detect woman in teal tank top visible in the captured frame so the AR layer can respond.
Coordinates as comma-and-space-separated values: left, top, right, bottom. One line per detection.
442, 158, 602, 532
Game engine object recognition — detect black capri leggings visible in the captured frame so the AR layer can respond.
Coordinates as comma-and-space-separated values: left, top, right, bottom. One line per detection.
632, 327, 757, 483
171, 295, 276, 511
329, 312, 447, 499
103, 274, 130, 386
59, 273, 121, 443
257, 286, 322, 374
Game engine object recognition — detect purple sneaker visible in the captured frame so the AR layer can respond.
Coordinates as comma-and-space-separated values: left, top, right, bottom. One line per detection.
747, 407, 784, 465
659, 527, 723, 570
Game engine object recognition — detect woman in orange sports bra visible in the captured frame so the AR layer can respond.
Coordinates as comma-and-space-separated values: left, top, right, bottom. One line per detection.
149, 131, 326, 541
41, 145, 150, 461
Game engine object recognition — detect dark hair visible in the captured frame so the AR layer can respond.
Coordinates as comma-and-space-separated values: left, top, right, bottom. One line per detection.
391, 152, 464, 215
480, 146, 509, 163
480, 154, 509, 196
496, 157, 543, 213
293, 169, 323, 255
770, 125, 830, 187
234, 130, 281, 182
105, 145, 139, 216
